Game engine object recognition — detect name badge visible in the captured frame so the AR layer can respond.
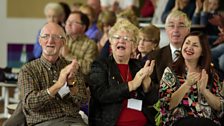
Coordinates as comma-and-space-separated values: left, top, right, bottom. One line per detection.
127, 98, 142, 111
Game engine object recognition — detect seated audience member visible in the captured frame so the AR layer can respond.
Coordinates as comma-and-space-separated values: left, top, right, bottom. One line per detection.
18, 23, 87, 126
116, 8, 139, 27
79, 5, 102, 42
192, 0, 220, 25
71, 2, 83, 12
96, 10, 116, 55
99, 9, 139, 59
137, 24, 160, 61
151, 0, 169, 24
32, 2, 66, 60
161, 0, 196, 23
148, 10, 191, 125
192, 0, 220, 46
62, 11, 98, 76
88, 19, 158, 126
100, 0, 139, 14
140, 0, 155, 17
209, 14, 224, 80
149, 10, 191, 88
62, 11, 98, 117
59, 2, 71, 27
160, 31, 224, 126
87, 0, 101, 21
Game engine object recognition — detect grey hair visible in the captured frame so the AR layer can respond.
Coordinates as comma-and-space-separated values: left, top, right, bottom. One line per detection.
44, 2, 64, 16
40, 23, 66, 41
165, 10, 191, 30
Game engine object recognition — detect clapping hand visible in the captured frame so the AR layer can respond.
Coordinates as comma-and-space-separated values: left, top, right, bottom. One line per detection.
142, 60, 155, 92
57, 59, 79, 88
185, 72, 200, 86
128, 60, 155, 92
197, 69, 208, 94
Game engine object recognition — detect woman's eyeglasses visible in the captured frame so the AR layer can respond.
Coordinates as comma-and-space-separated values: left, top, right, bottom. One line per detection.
111, 35, 133, 42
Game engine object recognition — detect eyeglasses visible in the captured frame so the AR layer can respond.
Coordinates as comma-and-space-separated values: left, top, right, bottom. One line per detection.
139, 37, 154, 43
166, 24, 187, 30
111, 35, 133, 42
40, 34, 65, 41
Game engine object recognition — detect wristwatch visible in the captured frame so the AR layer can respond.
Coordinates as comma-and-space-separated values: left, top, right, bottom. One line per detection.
67, 80, 77, 88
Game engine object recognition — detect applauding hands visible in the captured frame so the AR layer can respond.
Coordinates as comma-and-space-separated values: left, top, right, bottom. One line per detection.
128, 60, 155, 92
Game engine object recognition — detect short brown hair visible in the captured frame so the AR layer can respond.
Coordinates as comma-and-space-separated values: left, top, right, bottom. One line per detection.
139, 24, 160, 47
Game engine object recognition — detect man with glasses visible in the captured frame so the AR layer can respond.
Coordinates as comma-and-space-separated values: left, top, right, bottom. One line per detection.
147, 10, 191, 125
149, 10, 191, 84
62, 11, 98, 117
17, 22, 87, 126
62, 11, 98, 77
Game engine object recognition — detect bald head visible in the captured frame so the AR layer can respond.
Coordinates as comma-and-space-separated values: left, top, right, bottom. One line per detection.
40, 22, 66, 38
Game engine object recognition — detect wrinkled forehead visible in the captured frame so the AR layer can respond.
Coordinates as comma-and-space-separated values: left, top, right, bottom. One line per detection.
41, 23, 65, 35
167, 16, 186, 25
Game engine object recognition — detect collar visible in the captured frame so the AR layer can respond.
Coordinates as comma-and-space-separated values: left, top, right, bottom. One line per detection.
40, 56, 63, 70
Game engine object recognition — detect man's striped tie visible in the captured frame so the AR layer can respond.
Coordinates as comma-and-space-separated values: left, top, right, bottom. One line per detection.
174, 50, 181, 62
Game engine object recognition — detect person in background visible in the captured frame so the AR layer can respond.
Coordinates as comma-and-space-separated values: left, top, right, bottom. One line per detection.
209, 14, 224, 80
88, 18, 158, 126
161, 0, 196, 23
116, 8, 139, 27
62, 11, 98, 117
96, 10, 116, 56
59, 2, 71, 27
32, 2, 66, 60
151, 0, 169, 24
147, 10, 191, 125
149, 10, 191, 85
100, 0, 139, 14
192, 0, 220, 46
160, 31, 224, 126
71, 2, 83, 12
140, 0, 155, 18
137, 24, 160, 61
99, 8, 139, 59
19, 22, 87, 126
87, 0, 101, 22
79, 4, 102, 42
62, 11, 98, 76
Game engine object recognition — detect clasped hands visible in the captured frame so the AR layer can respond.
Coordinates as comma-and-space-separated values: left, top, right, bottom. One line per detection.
128, 60, 155, 92
185, 69, 208, 94
57, 59, 79, 89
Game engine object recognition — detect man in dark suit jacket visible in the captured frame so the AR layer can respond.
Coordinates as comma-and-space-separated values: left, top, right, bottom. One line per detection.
148, 10, 191, 101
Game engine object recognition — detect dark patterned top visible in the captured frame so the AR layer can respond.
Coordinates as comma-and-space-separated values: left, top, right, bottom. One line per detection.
18, 56, 87, 125
159, 67, 223, 126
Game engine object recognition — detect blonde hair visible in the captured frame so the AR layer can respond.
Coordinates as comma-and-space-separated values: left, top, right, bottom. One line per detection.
116, 8, 139, 27
97, 10, 116, 32
165, 10, 191, 29
109, 18, 139, 43
79, 4, 95, 19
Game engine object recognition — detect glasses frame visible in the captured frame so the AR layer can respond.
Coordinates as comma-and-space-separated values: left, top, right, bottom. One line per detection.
111, 34, 134, 43
40, 34, 65, 41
